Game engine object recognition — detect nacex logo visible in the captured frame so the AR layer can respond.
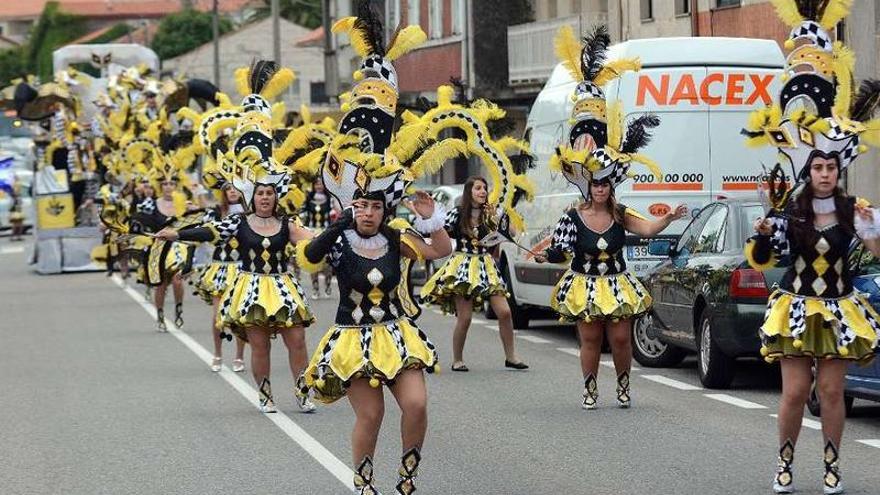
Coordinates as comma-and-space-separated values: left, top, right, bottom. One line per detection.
636, 73, 774, 107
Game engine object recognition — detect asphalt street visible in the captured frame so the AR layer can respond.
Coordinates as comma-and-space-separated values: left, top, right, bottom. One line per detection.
2, 242, 879, 495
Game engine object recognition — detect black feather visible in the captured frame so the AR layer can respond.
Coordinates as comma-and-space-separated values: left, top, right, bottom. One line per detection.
354, 0, 386, 56
620, 114, 660, 154
795, 0, 829, 20
850, 79, 880, 122
580, 25, 611, 82
248, 59, 281, 95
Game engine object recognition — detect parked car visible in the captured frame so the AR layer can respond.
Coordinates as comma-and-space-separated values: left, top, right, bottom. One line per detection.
0, 163, 35, 232
808, 245, 880, 417
633, 198, 782, 388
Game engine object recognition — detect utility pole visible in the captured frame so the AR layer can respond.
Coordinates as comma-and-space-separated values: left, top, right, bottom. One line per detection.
322, 0, 338, 99
272, 0, 281, 64
212, 0, 220, 86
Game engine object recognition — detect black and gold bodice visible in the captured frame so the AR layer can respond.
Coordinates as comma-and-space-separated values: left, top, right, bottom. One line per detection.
236, 217, 290, 274
181, 214, 292, 274
445, 206, 493, 255
131, 198, 168, 234
330, 231, 406, 326
204, 208, 240, 263
748, 199, 858, 298
303, 191, 332, 229
546, 206, 628, 276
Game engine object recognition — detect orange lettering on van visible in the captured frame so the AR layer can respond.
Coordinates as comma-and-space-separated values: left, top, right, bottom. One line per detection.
670, 74, 699, 105
699, 73, 724, 105
636, 74, 669, 106
726, 74, 745, 105
746, 74, 774, 105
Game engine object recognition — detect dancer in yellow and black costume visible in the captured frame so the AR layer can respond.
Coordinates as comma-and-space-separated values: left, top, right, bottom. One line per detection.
740, 2, 880, 492
538, 24, 686, 411
159, 59, 318, 415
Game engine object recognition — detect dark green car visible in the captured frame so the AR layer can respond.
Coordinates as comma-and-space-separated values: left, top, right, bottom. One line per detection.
633, 198, 784, 389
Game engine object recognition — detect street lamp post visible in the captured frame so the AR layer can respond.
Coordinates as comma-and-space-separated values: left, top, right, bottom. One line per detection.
213, 0, 220, 87
272, 0, 281, 65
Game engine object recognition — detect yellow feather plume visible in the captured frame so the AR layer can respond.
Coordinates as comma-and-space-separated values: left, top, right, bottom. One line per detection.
820, 0, 853, 30
512, 174, 536, 202
332, 17, 356, 33
234, 67, 250, 97
334, 17, 373, 59
300, 104, 311, 125
832, 42, 855, 118
271, 102, 286, 127
411, 140, 468, 178
770, 0, 804, 27
386, 25, 427, 61
261, 67, 296, 101
859, 119, 880, 146
215, 92, 232, 107
629, 153, 663, 180
594, 58, 641, 86
437, 85, 455, 107
494, 137, 531, 155
555, 25, 584, 82
606, 101, 624, 149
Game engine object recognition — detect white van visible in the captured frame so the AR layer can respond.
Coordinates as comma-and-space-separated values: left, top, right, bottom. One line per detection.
500, 37, 785, 328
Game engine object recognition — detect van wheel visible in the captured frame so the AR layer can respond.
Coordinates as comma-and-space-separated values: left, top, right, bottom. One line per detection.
499, 258, 529, 329
632, 314, 686, 367
697, 312, 736, 389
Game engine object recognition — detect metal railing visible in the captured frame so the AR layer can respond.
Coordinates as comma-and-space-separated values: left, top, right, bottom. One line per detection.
507, 13, 609, 86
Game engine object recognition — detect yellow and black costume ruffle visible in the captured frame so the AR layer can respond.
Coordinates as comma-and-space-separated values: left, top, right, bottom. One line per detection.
144, 239, 194, 286
218, 270, 315, 339
193, 261, 240, 304
760, 289, 879, 363
304, 317, 438, 404
419, 251, 507, 314
551, 270, 652, 323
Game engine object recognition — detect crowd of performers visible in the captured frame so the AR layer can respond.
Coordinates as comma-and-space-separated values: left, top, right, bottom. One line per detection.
9, 0, 880, 493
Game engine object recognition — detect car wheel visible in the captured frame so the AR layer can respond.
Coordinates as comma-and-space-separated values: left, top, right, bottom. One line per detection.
632, 314, 686, 367
697, 312, 736, 389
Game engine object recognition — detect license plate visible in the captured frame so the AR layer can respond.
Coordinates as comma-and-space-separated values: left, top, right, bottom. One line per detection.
627, 245, 660, 260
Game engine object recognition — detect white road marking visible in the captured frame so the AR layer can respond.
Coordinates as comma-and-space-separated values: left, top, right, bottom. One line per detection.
471, 318, 488, 324
600, 360, 640, 371
516, 335, 552, 344
704, 393, 767, 409
430, 309, 443, 315
111, 275, 353, 489
769, 414, 821, 430
556, 347, 579, 357
641, 375, 702, 390
1, 245, 25, 254
856, 439, 880, 449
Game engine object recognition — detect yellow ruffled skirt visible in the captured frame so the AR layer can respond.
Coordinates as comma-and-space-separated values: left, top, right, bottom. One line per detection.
304, 317, 439, 404
145, 240, 193, 286
218, 271, 315, 340
761, 289, 879, 363
551, 270, 653, 323
420, 252, 507, 314
193, 261, 240, 304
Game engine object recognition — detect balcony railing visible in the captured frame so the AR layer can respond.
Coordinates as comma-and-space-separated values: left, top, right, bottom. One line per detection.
507, 13, 609, 87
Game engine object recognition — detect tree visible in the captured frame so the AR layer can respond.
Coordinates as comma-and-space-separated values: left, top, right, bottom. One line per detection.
26, 2, 88, 80
0, 48, 30, 87
252, 0, 323, 29
150, 9, 233, 61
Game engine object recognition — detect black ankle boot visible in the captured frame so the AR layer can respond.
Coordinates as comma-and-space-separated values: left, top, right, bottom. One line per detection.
353, 455, 378, 494
616, 371, 631, 408
395, 447, 421, 494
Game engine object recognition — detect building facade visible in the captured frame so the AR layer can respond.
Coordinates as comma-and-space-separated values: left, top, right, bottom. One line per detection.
162, 17, 328, 111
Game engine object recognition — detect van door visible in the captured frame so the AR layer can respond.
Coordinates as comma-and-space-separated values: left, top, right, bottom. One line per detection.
609, 67, 713, 277
706, 67, 781, 197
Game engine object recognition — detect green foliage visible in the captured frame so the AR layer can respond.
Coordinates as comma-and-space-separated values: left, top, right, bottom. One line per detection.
85, 23, 133, 45
0, 48, 30, 87
252, 0, 323, 29
150, 9, 233, 60
26, 2, 89, 80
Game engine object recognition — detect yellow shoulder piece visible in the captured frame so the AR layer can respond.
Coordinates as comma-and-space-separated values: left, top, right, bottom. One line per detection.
295, 240, 325, 273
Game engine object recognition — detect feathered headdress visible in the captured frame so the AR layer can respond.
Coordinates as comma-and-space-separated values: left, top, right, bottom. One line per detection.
550, 24, 656, 200
743, 0, 880, 203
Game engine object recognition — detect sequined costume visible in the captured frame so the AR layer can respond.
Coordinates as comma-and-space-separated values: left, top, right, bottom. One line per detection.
180, 213, 314, 338
303, 225, 437, 403
419, 206, 507, 313
545, 205, 652, 322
